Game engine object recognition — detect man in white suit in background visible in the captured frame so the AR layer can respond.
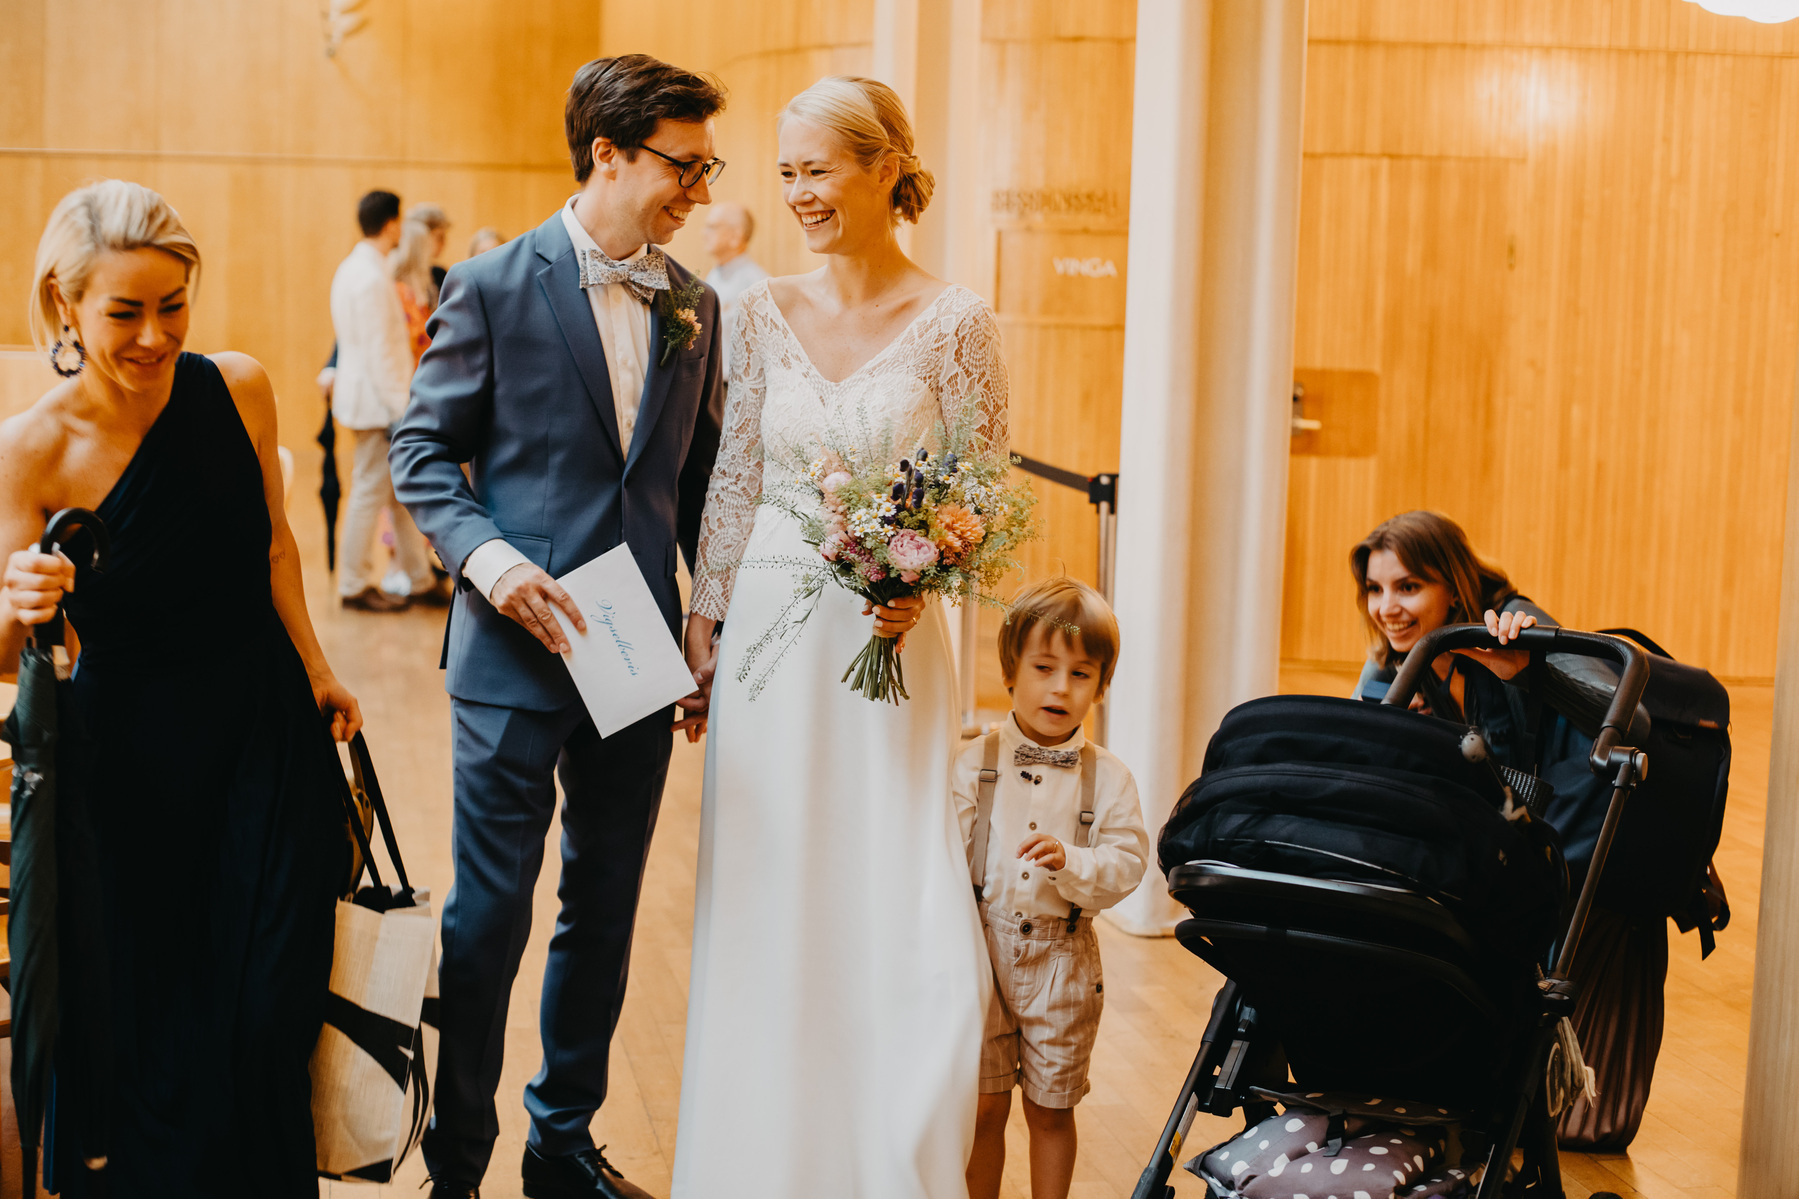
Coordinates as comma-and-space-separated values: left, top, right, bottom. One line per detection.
330, 188, 438, 612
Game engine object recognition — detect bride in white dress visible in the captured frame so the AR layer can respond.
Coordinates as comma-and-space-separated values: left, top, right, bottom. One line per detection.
673, 77, 1008, 1197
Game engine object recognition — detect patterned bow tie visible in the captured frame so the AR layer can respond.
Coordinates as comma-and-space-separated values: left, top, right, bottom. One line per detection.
578, 245, 670, 304
1016, 744, 1080, 768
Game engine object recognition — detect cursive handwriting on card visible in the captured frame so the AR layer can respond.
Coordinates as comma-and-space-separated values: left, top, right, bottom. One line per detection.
592, 601, 639, 677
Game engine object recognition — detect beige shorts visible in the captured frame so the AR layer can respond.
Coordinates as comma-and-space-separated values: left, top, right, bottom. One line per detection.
978, 903, 1105, 1109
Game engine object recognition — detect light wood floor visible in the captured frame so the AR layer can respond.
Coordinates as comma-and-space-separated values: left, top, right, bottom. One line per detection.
287, 506, 1761, 1197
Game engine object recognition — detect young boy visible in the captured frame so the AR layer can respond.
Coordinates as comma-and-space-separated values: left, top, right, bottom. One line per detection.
957, 577, 1150, 1199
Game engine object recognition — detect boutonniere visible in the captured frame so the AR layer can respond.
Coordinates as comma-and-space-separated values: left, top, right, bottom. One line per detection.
658, 278, 706, 368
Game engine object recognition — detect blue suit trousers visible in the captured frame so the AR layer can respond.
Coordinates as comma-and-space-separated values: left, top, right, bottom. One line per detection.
421, 697, 671, 1183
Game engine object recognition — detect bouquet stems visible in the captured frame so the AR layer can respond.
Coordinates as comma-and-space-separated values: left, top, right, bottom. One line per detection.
842, 632, 909, 704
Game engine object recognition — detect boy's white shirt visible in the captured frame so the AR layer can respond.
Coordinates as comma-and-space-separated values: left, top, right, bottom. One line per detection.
954, 712, 1150, 921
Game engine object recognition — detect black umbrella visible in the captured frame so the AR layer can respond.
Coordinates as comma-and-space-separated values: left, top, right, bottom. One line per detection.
5, 507, 110, 1190
318, 403, 341, 572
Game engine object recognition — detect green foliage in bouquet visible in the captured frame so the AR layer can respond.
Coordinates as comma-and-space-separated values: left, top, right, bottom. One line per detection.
730, 402, 1039, 703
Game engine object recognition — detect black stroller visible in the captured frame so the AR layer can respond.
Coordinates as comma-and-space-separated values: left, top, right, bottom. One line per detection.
1131, 625, 1651, 1199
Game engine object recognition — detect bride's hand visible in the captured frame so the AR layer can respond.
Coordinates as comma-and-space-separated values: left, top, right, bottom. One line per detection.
676, 614, 719, 742
865, 595, 924, 651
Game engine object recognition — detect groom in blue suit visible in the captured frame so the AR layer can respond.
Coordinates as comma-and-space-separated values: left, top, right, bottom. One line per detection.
390, 56, 727, 1199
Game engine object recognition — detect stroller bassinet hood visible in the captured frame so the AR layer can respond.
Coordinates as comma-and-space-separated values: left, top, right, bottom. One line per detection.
1160, 695, 1569, 967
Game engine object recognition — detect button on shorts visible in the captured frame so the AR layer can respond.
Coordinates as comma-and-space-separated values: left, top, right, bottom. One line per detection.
978, 902, 1104, 1109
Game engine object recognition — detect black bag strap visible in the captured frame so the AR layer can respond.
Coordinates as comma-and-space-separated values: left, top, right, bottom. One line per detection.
342, 731, 414, 906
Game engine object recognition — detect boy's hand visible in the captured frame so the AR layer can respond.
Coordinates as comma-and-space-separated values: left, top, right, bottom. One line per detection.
1018, 833, 1066, 871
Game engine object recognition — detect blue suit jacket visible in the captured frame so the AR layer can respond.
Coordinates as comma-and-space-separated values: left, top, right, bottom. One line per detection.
390, 210, 723, 712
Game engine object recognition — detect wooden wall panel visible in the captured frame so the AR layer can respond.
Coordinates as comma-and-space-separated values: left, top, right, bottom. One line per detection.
1285, 3, 1799, 679
1303, 44, 1531, 159
975, 8, 1135, 711
1311, 0, 1799, 53
0, 0, 600, 452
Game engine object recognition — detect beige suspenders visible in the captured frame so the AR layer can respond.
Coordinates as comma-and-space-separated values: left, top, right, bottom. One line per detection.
970, 732, 1002, 900
970, 733, 1099, 933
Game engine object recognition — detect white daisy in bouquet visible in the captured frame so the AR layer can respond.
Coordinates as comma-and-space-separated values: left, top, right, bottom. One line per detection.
731, 405, 1040, 703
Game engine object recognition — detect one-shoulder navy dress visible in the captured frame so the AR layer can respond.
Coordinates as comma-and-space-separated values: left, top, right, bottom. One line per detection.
52, 353, 348, 1196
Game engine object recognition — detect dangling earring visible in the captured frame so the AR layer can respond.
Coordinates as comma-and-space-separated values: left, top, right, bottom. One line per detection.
49, 325, 85, 378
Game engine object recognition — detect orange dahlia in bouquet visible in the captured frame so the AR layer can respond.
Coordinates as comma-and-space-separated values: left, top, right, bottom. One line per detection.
729, 406, 1039, 703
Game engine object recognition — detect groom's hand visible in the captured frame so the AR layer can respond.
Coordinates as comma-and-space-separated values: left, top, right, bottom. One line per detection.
675, 614, 719, 742
492, 563, 585, 653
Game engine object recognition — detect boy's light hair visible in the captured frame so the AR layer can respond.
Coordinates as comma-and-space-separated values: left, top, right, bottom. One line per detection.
30, 179, 201, 351
998, 576, 1120, 690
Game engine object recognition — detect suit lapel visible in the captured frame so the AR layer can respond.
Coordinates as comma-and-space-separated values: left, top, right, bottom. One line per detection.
534, 217, 624, 463
626, 292, 679, 475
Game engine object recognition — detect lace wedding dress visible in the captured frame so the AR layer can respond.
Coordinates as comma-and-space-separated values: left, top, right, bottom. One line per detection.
672, 281, 1008, 1197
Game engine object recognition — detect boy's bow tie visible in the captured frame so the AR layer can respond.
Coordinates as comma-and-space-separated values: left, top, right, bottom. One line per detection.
1015, 744, 1080, 768
578, 246, 669, 303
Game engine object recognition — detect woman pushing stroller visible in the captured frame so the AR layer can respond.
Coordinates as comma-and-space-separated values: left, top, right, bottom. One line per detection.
1346, 509, 1708, 1153
1350, 510, 1623, 884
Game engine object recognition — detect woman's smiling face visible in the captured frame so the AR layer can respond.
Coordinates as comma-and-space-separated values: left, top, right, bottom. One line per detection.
1363, 548, 1454, 656
777, 116, 896, 255
59, 247, 191, 395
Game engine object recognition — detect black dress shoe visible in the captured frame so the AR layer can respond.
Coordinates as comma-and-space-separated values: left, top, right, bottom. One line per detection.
522, 1143, 656, 1199
426, 1179, 480, 1199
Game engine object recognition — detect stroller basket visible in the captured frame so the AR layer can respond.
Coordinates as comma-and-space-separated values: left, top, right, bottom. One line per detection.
1133, 624, 1651, 1199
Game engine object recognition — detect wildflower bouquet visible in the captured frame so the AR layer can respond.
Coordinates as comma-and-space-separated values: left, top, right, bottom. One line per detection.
735, 410, 1038, 704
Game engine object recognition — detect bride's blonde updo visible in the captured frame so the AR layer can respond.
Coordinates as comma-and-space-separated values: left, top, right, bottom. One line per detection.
780, 75, 935, 224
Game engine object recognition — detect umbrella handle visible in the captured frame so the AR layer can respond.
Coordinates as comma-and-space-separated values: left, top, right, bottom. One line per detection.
33, 507, 109, 651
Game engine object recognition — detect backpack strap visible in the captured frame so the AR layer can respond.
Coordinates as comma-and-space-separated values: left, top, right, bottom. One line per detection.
1067, 743, 1098, 932
970, 731, 1002, 901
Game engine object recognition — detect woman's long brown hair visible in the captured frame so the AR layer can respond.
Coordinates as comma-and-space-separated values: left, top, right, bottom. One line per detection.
1351, 510, 1517, 670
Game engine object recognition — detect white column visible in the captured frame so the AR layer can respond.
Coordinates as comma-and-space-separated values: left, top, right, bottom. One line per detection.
1107, 0, 1309, 936
1739, 361, 1799, 1189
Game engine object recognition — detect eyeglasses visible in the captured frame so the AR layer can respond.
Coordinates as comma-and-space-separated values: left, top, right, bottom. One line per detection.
640, 144, 727, 189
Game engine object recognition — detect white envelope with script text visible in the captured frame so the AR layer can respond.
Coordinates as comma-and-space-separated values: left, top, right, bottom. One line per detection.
549, 545, 697, 738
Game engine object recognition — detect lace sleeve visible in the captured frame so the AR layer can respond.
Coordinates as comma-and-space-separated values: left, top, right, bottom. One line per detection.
937, 293, 1010, 460
691, 285, 768, 621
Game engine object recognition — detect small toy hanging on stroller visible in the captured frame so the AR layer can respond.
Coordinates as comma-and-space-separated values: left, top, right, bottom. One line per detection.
1132, 624, 1653, 1199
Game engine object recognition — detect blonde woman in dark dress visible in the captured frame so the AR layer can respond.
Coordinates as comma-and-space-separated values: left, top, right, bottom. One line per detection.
0, 179, 360, 1196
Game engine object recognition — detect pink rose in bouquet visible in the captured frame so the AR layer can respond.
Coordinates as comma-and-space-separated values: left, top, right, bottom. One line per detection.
887, 529, 939, 575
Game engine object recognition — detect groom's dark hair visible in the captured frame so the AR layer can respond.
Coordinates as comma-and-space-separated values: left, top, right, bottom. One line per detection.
567, 55, 727, 184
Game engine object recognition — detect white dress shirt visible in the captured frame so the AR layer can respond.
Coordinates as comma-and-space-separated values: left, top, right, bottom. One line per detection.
329, 240, 413, 431
705, 253, 769, 376
953, 714, 1150, 921
463, 198, 656, 599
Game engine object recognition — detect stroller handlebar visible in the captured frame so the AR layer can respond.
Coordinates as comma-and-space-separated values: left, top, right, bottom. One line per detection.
1382, 623, 1650, 778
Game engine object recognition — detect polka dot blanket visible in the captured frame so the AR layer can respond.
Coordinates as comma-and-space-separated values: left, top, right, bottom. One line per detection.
1186, 1095, 1485, 1199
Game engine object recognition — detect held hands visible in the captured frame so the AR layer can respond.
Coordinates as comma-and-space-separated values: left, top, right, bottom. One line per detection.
2, 548, 75, 627
1449, 608, 1538, 681
675, 614, 719, 743
864, 594, 925, 651
1018, 833, 1066, 872
312, 674, 364, 742
492, 562, 585, 654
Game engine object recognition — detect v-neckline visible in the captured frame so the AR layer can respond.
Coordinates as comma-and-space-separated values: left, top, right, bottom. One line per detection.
764, 283, 956, 387
93, 355, 188, 518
